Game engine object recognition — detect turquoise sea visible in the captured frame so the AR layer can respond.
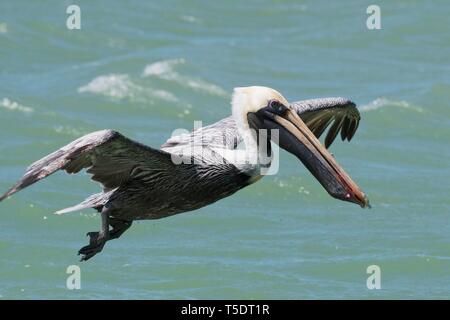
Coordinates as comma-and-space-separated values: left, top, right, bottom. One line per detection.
0, 0, 449, 299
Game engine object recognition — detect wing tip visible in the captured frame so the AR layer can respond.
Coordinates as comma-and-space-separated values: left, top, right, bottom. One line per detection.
0, 193, 9, 202
0, 185, 20, 202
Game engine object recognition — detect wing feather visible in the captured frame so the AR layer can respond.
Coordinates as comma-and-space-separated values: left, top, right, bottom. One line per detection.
324, 115, 344, 148
0, 130, 177, 201
161, 97, 361, 156
290, 97, 361, 148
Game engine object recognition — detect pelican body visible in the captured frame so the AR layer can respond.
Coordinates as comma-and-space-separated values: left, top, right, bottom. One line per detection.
0, 86, 369, 261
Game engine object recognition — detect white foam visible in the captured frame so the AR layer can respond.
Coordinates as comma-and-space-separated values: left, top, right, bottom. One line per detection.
142, 59, 228, 97
78, 74, 178, 103
360, 98, 423, 113
78, 74, 134, 99
0, 98, 33, 113
142, 58, 185, 77
181, 78, 228, 97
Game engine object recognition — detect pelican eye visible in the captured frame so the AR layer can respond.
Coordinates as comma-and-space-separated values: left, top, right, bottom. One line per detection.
268, 100, 288, 115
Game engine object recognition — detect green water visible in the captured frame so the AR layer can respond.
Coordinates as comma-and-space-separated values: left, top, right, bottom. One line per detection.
0, 0, 449, 299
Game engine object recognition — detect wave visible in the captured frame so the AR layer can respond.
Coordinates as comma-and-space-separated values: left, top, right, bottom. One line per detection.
1, 98, 33, 113
78, 74, 134, 99
78, 74, 178, 103
142, 58, 185, 77
142, 59, 228, 97
359, 98, 424, 113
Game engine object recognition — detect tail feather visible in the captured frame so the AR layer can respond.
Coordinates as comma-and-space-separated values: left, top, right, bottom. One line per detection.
54, 191, 113, 215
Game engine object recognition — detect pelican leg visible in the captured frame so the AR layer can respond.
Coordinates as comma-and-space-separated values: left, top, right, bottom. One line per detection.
78, 207, 110, 261
109, 218, 132, 240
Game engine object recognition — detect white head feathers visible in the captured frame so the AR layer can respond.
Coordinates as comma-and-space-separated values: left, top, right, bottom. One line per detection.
231, 86, 289, 133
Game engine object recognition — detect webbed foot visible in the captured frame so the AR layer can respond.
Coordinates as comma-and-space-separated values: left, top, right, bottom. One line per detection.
78, 232, 106, 261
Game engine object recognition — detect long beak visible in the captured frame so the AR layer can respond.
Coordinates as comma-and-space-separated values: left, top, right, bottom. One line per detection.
254, 108, 369, 208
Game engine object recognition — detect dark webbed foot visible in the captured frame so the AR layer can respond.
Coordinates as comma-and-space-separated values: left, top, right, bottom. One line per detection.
78, 207, 110, 262
87, 231, 99, 244
76, 209, 133, 261
78, 233, 106, 261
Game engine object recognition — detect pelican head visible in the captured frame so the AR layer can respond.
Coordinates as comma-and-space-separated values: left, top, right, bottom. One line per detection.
232, 86, 369, 208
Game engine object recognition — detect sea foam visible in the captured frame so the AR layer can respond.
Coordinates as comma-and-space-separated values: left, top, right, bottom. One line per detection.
142, 59, 228, 97
360, 98, 424, 113
1, 98, 33, 113
78, 74, 135, 99
78, 74, 177, 103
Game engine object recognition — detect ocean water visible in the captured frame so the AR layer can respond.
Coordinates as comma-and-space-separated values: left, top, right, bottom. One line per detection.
0, 0, 449, 299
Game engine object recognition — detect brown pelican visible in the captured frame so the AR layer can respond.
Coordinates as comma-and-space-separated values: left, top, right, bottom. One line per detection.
0, 86, 369, 261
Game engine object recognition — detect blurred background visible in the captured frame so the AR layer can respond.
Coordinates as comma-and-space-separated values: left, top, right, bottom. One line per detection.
0, 0, 449, 299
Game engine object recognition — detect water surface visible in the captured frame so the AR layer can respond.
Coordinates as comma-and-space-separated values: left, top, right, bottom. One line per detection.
0, 0, 449, 299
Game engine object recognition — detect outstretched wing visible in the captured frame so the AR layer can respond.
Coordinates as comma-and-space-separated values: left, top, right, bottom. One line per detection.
162, 97, 361, 154
291, 97, 361, 148
0, 130, 182, 201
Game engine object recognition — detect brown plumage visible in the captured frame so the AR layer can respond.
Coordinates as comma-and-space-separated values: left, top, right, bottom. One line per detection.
0, 89, 361, 261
